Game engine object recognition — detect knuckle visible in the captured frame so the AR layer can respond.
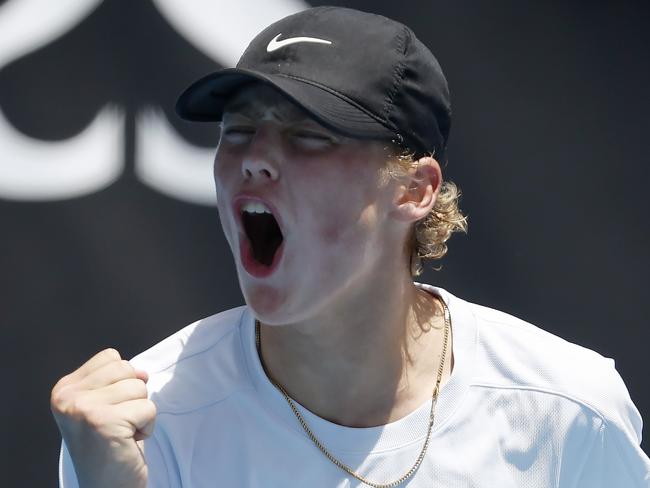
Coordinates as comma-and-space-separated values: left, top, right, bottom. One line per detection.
133, 379, 148, 398
49, 386, 69, 413
145, 399, 157, 418
50, 385, 81, 416
69, 395, 93, 418
53, 375, 64, 389
52, 392, 92, 421
52, 373, 71, 391
102, 348, 121, 361
120, 360, 135, 376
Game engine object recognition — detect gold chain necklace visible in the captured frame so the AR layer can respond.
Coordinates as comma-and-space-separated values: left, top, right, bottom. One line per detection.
255, 296, 451, 488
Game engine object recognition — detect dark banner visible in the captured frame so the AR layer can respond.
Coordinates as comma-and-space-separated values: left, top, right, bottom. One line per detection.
1, 1, 648, 485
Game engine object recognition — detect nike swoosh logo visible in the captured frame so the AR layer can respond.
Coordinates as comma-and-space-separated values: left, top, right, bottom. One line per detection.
266, 33, 332, 53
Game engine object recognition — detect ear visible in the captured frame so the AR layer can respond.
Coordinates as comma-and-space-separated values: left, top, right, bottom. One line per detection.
390, 156, 442, 223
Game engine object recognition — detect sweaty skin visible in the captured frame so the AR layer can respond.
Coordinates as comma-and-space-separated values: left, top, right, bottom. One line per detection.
216, 83, 453, 428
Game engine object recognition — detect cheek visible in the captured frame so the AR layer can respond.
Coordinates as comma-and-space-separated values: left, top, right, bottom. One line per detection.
214, 176, 229, 226
214, 163, 232, 191
214, 152, 240, 205
313, 203, 380, 258
213, 156, 240, 244
213, 145, 241, 183
296, 168, 381, 249
319, 225, 343, 246
317, 208, 348, 245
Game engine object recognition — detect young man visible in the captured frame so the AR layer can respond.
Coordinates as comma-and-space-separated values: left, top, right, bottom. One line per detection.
51, 7, 649, 487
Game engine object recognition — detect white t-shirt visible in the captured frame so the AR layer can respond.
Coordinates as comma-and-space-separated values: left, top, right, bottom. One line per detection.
60, 284, 650, 487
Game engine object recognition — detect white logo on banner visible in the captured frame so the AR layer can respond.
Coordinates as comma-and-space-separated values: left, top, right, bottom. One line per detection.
0, 0, 307, 204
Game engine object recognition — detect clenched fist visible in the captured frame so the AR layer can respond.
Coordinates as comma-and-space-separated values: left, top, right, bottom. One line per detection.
51, 348, 156, 488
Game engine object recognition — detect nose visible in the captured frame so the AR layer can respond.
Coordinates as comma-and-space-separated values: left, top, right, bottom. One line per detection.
242, 157, 279, 181
241, 129, 280, 182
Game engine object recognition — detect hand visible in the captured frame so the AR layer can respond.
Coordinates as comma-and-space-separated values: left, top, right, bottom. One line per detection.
51, 348, 156, 488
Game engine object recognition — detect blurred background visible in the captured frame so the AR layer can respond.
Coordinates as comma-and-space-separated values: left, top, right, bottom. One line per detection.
1, 0, 648, 485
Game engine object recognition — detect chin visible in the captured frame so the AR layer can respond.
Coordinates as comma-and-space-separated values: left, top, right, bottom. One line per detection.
239, 279, 292, 324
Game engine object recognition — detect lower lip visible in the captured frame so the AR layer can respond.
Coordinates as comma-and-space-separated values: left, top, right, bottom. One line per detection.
239, 236, 285, 278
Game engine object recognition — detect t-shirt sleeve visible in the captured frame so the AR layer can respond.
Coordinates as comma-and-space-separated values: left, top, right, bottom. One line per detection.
576, 421, 650, 487
59, 440, 78, 488
575, 360, 650, 487
58, 436, 171, 488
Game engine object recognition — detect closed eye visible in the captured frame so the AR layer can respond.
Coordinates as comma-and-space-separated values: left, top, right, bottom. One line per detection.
290, 130, 335, 149
222, 126, 255, 144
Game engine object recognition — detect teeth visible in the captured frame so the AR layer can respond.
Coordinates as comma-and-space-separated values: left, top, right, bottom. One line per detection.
241, 201, 272, 215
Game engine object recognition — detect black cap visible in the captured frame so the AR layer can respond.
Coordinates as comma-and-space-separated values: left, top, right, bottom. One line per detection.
176, 6, 451, 161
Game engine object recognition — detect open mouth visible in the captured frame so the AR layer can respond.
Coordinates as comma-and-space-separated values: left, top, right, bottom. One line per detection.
242, 211, 284, 267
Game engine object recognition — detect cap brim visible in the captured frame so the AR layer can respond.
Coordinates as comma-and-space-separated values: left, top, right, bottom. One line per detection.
175, 68, 396, 141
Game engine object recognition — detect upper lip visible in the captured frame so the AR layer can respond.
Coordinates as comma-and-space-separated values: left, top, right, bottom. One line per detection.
232, 193, 286, 237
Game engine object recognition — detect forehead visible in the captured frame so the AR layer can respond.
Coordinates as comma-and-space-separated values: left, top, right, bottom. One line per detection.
222, 83, 311, 122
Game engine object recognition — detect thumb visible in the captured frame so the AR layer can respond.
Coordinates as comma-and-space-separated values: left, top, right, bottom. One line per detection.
134, 368, 149, 383
134, 416, 156, 441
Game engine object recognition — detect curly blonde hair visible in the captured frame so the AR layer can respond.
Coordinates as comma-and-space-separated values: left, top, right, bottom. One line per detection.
379, 150, 468, 276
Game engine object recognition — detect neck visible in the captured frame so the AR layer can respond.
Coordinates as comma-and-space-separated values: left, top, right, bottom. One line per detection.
258, 276, 452, 428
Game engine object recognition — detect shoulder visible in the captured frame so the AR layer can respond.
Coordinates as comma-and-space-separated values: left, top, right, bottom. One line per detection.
129, 305, 253, 414
464, 299, 642, 442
